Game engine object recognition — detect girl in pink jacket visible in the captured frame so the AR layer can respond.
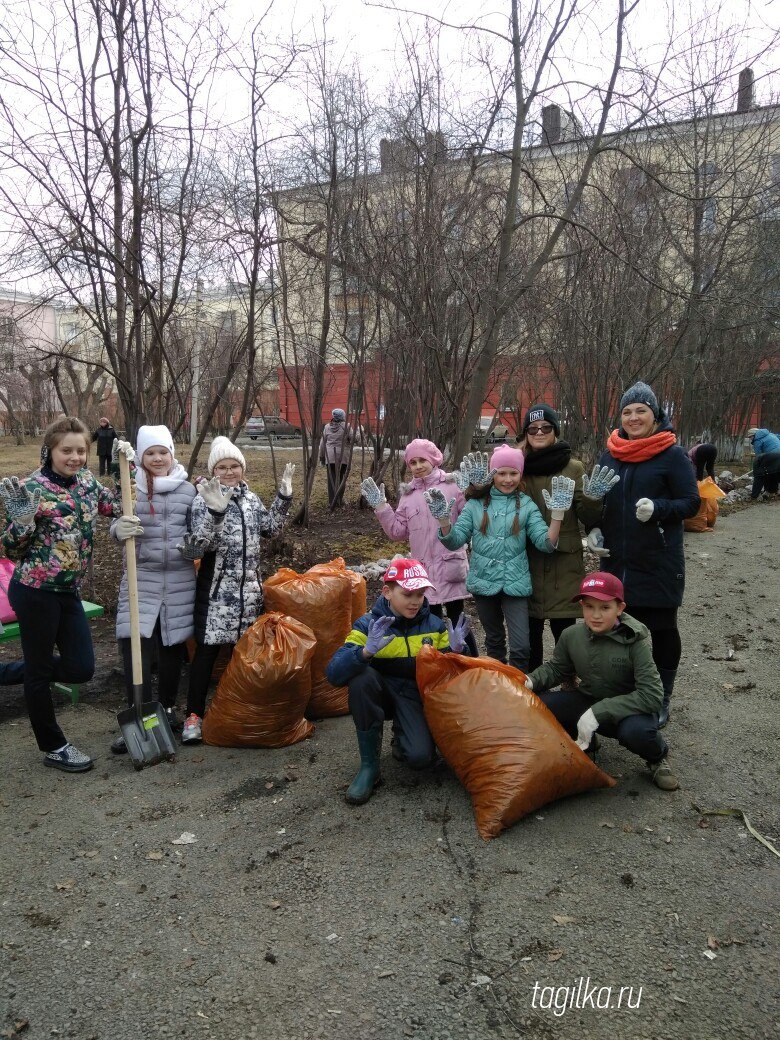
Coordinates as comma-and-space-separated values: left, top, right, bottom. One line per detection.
361, 439, 477, 654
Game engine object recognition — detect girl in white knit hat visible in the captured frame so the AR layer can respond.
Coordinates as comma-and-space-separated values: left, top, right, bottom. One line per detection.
110, 424, 197, 753
181, 437, 295, 744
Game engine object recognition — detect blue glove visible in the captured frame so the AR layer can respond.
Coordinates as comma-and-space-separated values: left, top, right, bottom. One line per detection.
424, 488, 455, 523
459, 451, 494, 488
582, 464, 620, 500
360, 477, 387, 509
541, 475, 576, 520
0, 477, 40, 527
364, 615, 395, 656
445, 615, 471, 653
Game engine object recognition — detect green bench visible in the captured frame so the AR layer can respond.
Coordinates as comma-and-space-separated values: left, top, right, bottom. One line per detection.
0, 600, 105, 705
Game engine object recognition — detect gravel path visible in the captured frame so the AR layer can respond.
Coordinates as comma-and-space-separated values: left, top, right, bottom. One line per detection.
1, 503, 777, 1040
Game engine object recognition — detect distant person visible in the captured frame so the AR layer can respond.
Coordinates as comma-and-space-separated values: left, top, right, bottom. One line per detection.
91, 416, 117, 477
747, 427, 780, 499
319, 408, 353, 508
687, 439, 718, 481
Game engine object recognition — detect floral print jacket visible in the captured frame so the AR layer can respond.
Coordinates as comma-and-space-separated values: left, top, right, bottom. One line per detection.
1, 468, 119, 591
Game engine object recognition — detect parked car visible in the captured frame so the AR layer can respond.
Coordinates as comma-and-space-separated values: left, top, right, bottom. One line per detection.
244, 416, 301, 440
471, 417, 509, 449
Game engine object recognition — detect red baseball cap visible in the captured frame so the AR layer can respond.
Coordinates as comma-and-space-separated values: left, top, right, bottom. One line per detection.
383, 559, 436, 592
572, 572, 625, 603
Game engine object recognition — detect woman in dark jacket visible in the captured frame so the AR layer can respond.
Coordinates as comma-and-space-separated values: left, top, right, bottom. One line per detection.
587, 382, 700, 727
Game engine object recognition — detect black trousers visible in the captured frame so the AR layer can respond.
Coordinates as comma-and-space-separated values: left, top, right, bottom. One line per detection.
187, 641, 234, 718
348, 668, 434, 768
98, 453, 112, 476
693, 444, 717, 480
528, 616, 576, 672
119, 617, 184, 709
8, 581, 95, 752
625, 606, 681, 671
539, 687, 668, 764
326, 463, 349, 507
428, 600, 479, 656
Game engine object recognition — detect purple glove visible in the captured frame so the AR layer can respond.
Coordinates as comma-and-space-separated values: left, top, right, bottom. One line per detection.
445, 615, 471, 653
364, 615, 395, 657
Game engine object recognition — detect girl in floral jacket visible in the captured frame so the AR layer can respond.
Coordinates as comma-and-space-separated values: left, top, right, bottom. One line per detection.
0, 417, 120, 772
181, 437, 294, 744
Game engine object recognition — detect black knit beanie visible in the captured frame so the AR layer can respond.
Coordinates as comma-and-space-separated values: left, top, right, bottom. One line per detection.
522, 403, 561, 437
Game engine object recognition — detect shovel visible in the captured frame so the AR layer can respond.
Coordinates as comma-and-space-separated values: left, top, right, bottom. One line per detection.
116, 450, 177, 770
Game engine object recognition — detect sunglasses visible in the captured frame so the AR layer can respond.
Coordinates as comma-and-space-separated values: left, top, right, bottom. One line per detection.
527, 424, 554, 436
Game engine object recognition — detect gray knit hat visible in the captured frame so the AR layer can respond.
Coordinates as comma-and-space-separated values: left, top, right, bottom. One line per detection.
331, 408, 346, 421
619, 381, 659, 418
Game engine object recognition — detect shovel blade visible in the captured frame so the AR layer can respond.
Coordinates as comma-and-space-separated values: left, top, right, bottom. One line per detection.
117, 700, 177, 770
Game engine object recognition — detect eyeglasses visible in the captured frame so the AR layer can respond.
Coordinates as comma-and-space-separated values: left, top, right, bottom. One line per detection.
527, 424, 554, 436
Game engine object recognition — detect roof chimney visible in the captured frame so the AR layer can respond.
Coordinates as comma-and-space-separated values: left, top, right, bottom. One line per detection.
737, 67, 754, 113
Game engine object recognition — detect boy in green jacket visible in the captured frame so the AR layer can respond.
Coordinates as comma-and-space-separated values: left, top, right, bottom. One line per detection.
525, 572, 678, 791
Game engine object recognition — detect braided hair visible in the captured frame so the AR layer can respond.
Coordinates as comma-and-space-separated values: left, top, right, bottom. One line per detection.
465, 482, 525, 535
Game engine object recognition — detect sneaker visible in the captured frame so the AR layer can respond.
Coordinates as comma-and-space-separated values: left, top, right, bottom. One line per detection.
181, 713, 203, 744
110, 734, 128, 754
649, 757, 679, 791
44, 744, 94, 773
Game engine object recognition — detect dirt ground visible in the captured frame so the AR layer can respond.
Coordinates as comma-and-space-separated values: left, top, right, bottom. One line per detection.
0, 448, 777, 1040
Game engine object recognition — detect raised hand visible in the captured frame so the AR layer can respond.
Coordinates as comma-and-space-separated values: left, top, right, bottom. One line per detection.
114, 515, 144, 542
360, 477, 387, 509
452, 466, 470, 491
459, 451, 494, 488
197, 476, 233, 514
586, 527, 610, 558
364, 615, 395, 656
445, 614, 471, 653
0, 477, 41, 527
423, 488, 455, 523
541, 475, 576, 520
177, 534, 208, 561
582, 464, 620, 500
279, 463, 295, 498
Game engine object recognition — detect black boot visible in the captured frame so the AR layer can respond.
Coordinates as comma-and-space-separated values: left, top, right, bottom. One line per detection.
345, 722, 383, 805
657, 667, 676, 729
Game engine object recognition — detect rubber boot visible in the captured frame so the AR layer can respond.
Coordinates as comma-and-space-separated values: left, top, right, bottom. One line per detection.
345, 722, 383, 805
657, 667, 676, 729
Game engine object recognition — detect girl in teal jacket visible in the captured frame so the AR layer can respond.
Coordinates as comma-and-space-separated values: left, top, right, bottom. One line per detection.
424, 445, 574, 672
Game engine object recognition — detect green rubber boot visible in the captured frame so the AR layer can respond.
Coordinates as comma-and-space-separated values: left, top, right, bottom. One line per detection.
345, 722, 383, 805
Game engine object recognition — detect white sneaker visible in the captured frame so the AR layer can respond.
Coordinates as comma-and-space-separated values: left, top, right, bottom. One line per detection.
181, 713, 203, 744
44, 743, 94, 773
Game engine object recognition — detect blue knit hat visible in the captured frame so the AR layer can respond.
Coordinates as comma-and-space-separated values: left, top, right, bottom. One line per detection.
619, 381, 659, 418
331, 408, 346, 421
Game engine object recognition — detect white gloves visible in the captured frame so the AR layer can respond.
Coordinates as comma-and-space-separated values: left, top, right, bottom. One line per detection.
576, 708, 599, 750
360, 477, 387, 509
541, 475, 576, 521
523, 676, 534, 691
115, 515, 144, 541
635, 498, 655, 522
582, 464, 620, 500
112, 439, 135, 463
198, 476, 233, 514
279, 463, 295, 498
586, 527, 610, 557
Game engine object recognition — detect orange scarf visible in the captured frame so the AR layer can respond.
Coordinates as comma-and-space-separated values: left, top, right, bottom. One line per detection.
607, 428, 676, 462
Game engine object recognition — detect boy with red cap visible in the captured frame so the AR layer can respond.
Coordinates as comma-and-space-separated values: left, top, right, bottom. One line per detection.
326, 558, 463, 805
525, 572, 678, 791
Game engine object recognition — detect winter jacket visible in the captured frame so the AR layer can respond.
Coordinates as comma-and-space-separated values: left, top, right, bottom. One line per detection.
523, 457, 602, 619
112, 466, 197, 645
751, 428, 780, 455
374, 468, 469, 604
319, 421, 353, 465
326, 593, 450, 696
439, 486, 555, 598
2, 467, 119, 591
92, 424, 117, 457
528, 613, 663, 724
597, 421, 700, 609
190, 481, 291, 645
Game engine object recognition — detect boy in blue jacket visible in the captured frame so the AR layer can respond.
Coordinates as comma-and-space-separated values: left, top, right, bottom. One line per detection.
326, 558, 469, 805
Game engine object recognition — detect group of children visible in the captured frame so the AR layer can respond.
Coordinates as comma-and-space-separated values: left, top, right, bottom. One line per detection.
0, 418, 293, 771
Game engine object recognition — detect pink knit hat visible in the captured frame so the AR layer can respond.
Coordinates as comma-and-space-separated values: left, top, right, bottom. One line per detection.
490, 445, 525, 474
404, 438, 443, 468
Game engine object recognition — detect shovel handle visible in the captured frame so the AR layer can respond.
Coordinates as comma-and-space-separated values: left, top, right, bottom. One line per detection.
118, 452, 143, 690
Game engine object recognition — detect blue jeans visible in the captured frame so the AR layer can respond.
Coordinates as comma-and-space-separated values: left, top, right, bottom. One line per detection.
539, 687, 668, 764
347, 668, 435, 769
8, 581, 95, 752
0, 659, 24, 685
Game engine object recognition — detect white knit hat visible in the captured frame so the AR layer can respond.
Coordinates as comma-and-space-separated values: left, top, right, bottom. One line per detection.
136, 424, 176, 464
207, 436, 246, 476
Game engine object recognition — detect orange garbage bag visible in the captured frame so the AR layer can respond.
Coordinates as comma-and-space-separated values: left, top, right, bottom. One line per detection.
308, 557, 367, 621
264, 564, 354, 717
684, 498, 708, 532
416, 647, 615, 840
698, 477, 724, 528
202, 612, 316, 748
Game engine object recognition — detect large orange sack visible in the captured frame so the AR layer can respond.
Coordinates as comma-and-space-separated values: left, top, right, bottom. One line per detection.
416, 647, 615, 840
308, 557, 367, 621
202, 612, 316, 747
264, 563, 353, 716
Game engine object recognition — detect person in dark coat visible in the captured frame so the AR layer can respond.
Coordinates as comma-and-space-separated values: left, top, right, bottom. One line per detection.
91, 417, 117, 476
586, 381, 700, 728
687, 440, 718, 481
319, 408, 353, 508
747, 427, 780, 499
